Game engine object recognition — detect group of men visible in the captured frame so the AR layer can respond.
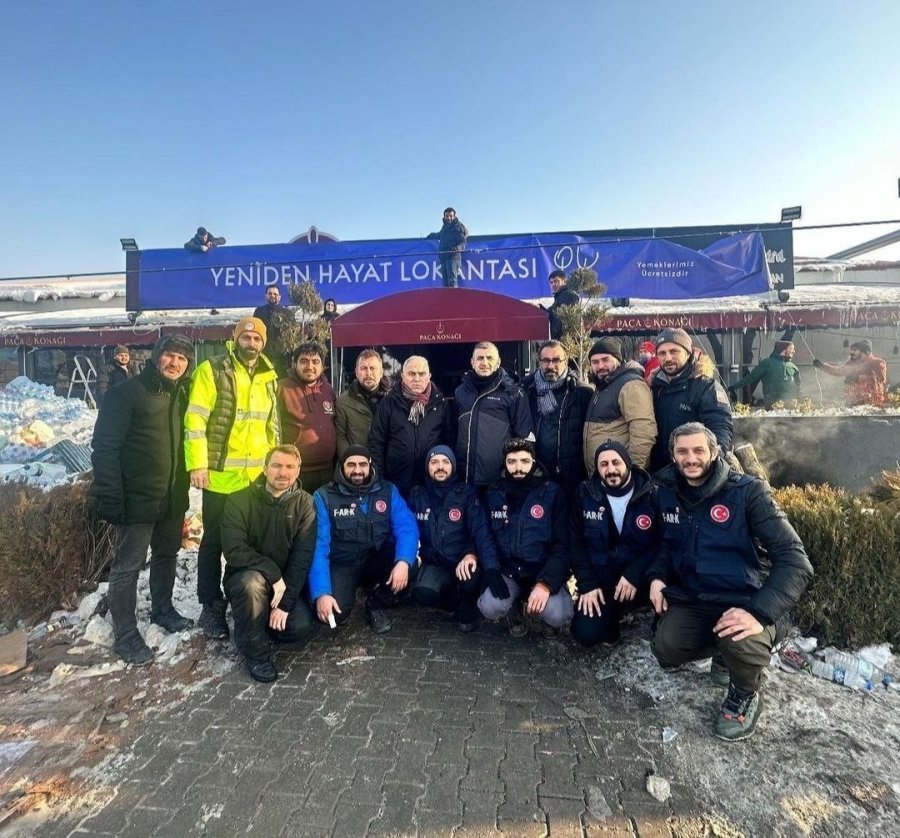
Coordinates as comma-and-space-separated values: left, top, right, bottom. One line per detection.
90, 313, 816, 741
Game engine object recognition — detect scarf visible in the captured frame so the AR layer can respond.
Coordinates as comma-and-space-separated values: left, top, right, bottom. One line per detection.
469, 368, 502, 393
534, 369, 568, 416
402, 382, 432, 426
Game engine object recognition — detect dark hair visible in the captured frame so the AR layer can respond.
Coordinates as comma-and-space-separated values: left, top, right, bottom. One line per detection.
668, 422, 718, 456
538, 339, 566, 357
502, 438, 536, 458
265, 444, 301, 466
291, 342, 327, 363
444, 207, 456, 214
548, 269, 566, 281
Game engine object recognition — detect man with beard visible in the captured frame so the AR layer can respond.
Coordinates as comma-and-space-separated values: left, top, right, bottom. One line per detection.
570, 441, 658, 648
523, 340, 592, 499
730, 340, 801, 408
408, 445, 497, 632
649, 328, 733, 473
186, 317, 280, 640
478, 439, 572, 637
455, 341, 533, 488
428, 207, 468, 288
546, 270, 580, 340
252, 286, 291, 375
91, 335, 195, 664
96, 344, 136, 404
369, 355, 452, 498
813, 339, 889, 406
221, 445, 317, 683
582, 337, 657, 474
335, 349, 390, 458
277, 342, 337, 494
649, 422, 812, 741
309, 445, 419, 635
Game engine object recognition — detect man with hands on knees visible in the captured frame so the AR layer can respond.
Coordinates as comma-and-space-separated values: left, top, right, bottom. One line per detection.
648, 422, 812, 741
308, 446, 419, 635
408, 445, 498, 632
478, 438, 572, 638
221, 445, 317, 683
570, 441, 658, 647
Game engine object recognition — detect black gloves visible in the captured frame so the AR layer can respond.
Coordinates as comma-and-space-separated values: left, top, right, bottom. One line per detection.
812, 359, 823, 369
483, 569, 510, 600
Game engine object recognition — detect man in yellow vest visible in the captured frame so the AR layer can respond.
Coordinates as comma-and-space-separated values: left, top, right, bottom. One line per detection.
186, 317, 280, 639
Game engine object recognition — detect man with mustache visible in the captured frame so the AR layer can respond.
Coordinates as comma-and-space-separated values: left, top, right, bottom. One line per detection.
335, 349, 391, 458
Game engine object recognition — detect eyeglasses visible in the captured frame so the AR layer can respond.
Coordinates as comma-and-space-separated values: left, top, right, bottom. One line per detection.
539, 357, 566, 365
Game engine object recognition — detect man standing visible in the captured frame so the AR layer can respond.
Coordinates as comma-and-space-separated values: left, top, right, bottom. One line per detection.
335, 349, 390, 458
478, 439, 572, 637
252, 286, 291, 375
369, 355, 452, 498
408, 445, 497, 632
186, 317, 280, 640
546, 270, 580, 340
252, 286, 288, 330
522, 340, 591, 499
649, 328, 733, 472
91, 335, 195, 664
97, 345, 135, 403
570, 441, 657, 648
649, 422, 812, 741
813, 339, 888, 406
455, 341, 533, 487
309, 446, 419, 635
730, 340, 800, 407
430, 207, 468, 288
221, 445, 317, 683
583, 337, 657, 474
277, 342, 337, 494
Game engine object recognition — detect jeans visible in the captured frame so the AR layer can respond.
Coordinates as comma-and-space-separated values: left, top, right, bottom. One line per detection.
225, 570, 315, 663
411, 562, 482, 611
108, 516, 183, 639
197, 489, 229, 606
477, 574, 574, 628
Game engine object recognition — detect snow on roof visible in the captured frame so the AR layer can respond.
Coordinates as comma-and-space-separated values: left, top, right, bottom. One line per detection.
0, 274, 125, 303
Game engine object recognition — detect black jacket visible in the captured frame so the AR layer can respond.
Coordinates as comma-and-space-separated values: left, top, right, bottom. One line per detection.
649, 356, 733, 472
184, 232, 225, 252
96, 361, 134, 402
369, 382, 453, 497
221, 475, 317, 613
548, 286, 580, 339
91, 362, 190, 525
648, 458, 813, 625
570, 468, 659, 592
523, 370, 591, 495
436, 218, 468, 253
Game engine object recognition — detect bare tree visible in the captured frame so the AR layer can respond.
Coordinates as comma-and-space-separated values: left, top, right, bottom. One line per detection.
555, 267, 608, 380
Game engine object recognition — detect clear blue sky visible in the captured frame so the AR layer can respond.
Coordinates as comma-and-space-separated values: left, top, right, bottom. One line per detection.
2, 1, 899, 278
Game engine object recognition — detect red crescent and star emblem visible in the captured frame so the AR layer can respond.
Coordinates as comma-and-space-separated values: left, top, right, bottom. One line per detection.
448, 508, 462, 522
375, 500, 387, 513
635, 514, 652, 531
710, 504, 730, 523
530, 504, 544, 519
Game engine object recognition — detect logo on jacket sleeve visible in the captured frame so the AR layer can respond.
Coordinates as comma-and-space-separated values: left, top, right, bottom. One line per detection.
710, 504, 730, 523
448, 508, 462, 522
635, 514, 652, 530
530, 504, 545, 519
375, 499, 388, 513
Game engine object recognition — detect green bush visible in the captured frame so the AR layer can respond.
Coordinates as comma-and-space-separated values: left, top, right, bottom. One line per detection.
0, 480, 115, 625
775, 473, 900, 648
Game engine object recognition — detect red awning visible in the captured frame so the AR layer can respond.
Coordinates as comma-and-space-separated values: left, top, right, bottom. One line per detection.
330, 288, 550, 348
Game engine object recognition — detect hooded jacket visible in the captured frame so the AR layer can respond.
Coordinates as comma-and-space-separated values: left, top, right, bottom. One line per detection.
732, 352, 800, 406
649, 354, 733, 472
648, 458, 812, 625
369, 381, 452, 496
277, 372, 337, 472
221, 474, 317, 613
335, 378, 391, 458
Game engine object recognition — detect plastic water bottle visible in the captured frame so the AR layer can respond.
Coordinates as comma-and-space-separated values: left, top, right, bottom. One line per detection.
807, 659, 873, 690
822, 649, 893, 690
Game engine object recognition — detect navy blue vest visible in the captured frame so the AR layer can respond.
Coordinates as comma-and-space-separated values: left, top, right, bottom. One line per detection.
321, 480, 393, 565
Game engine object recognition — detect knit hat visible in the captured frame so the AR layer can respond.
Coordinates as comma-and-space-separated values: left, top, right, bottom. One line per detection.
589, 337, 623, 363
233, 316, 267, 347
655, 328, 692, 353
850, 339, 872, 354
152, 334, 194, 364
774, 340, 794, 354
114, 344, 130, 355
594, 440, 633, 472
639, 340, 655, 354
427, 444, 457, 473
340, 445, 371, 467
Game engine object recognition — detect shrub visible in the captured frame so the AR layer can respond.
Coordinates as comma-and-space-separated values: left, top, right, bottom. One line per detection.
774, 474, 900, 648
0, 480, 115, 624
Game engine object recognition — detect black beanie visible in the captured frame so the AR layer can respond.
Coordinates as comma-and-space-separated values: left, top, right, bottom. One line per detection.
152, 334, 194, 364
589, 337, 623, 363
341, 445, 371, 467
850, 339, 872, 354
594, 439, 633, 472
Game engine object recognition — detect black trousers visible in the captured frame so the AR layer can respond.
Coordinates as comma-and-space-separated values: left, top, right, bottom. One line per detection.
571, 585, 648, 647
410, 562, 482, 611
225, 570, 316, 663
197, 489, 229, 606
108, 516, 183, 639
328, 544, 418, 625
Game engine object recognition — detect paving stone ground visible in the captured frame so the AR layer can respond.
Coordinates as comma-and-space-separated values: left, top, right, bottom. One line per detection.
31, 605, 710, 837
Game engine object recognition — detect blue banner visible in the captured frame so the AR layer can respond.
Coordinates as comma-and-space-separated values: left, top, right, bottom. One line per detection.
134, 231, 771, 310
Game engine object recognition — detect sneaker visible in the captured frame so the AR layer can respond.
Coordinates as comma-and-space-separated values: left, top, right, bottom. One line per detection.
365, 598, 393, 635
714, 684, 762, 741
505, 609, 528, 639
198, 602, 229, 640
456, 602, 480, 633
246, 658, 278, 683
710, 652, 730, 687
113, 631, 153, 666
151, 609, 194, 634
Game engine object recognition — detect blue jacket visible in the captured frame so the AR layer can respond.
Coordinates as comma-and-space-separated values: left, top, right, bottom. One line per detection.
308, 467, 418, 599
570, 468, 659, 592
649, 458, 812, 625
408, 478, 498, 569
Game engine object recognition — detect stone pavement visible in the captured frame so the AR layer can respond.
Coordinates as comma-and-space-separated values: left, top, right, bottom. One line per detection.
38, 605, 708, 838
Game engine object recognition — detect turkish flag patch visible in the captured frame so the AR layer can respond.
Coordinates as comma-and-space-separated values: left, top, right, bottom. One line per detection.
448, 508, 462, 522
635, 514, 652, 530
710, 504, 730, 523
530, 504, 544, 519
375, 499, 388, 513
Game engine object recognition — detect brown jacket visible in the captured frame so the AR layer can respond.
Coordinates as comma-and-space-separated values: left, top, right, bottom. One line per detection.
819, 355, 888, 406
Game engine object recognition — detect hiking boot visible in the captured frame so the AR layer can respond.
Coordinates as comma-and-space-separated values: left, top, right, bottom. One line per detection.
714, 684, 762, 741
365, 598, 393, 635
198, 601, 229, 640
246, 658, 278, 683
505, 609, 528, 639
541, 623, 560, 639
151, 608, 194, 634
456, 602, 480, 633
113, 631, 153, 666
710, 652, 730, 687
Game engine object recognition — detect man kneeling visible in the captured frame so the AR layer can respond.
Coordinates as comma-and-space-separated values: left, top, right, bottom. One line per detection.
649, 422, 812, 741
222, 445, 317, 683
